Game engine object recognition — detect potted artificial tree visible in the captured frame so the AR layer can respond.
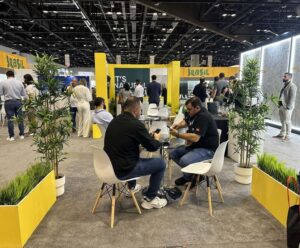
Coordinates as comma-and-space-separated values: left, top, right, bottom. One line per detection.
25, 54, 72, 196
228, 59, 269, 184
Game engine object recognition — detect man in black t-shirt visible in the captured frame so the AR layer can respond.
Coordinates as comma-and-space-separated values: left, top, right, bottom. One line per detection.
104, 96, 167, 210
170, 97, 219, 186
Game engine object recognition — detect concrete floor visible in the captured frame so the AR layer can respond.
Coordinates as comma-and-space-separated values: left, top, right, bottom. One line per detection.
0, 124, 291, 248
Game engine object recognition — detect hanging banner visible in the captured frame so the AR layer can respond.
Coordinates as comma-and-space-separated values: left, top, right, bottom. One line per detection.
0, 51, 29, 69
65, 54, 70, 67
180, 67, 239, 78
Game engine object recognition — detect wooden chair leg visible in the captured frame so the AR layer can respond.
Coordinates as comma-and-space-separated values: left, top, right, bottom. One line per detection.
214, 175, 224, 203
179, 182, 192, 206
206, 177, 213, 216
130, 190, 142, 214
111, 184, 116, 228
92, 183, 105, 214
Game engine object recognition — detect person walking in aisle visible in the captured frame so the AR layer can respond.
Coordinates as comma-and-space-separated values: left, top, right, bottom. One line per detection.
67, 77, 78, 133
24, 74, 39, 135
73, 80, 92, 138
147, 75, 161, 107
273, 72, 297, 141
0, 70, 27, 141
193, 77, 208, 107
134, 79, 144, 103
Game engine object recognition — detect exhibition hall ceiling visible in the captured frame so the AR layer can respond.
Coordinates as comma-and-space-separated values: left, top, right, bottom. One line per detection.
0, 0, 299, 67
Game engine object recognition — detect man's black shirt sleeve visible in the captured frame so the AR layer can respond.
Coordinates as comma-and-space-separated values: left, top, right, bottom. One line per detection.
136, 121, 161, 151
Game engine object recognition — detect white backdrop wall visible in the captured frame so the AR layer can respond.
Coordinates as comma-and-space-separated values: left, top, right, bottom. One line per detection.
240, 35, 300, 130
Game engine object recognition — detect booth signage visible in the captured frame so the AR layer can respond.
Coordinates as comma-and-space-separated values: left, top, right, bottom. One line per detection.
0, 51, 29, 69
181, 67, 239, 78
114, 68, 150, 96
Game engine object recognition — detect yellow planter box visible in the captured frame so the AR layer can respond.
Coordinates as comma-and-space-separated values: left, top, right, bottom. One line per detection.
0, 171, 56, 248
252, 166, 299, 227
92, 124, 102, 139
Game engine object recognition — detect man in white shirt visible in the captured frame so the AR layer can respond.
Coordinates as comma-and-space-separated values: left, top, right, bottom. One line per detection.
73, 80, 92, 138
67, 78, 78, 133
0, 71, 27, 141
134, 79, 144, 103
93, 97, 113, 130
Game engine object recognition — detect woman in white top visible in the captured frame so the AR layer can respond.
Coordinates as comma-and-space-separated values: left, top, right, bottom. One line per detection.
73, 80, 92, 138
24, 74, 39, 135
134, 79, 144, 103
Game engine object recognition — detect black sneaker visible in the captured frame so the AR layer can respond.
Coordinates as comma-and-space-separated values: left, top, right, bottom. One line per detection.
175, 176, 190, 186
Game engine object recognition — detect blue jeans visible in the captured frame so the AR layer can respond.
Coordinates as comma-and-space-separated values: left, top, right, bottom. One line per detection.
4, 100, 24, 138
170, 145, 214, 180
119, 158, 166, 199
70, 107, 77, 129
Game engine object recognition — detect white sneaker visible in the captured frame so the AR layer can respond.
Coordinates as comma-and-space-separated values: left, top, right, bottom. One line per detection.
125, 184, 142, 197
6, 137, 15, 141
19, 135, 25, 140
141, 196, 167, 209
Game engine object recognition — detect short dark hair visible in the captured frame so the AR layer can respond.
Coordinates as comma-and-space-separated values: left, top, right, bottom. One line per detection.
123, 96, 141, 111
284, 72, 292, 78
135, 79, 141, 84
219, 72, 225, 78
151, 75, 157, 81
124, 82, 130, 91
214, 76, 219, 81
200, 77, 205, 84
24, 74, 34, 85
6, 70, 14, 77
185, 96, 201, 108
94, 97, 105, 107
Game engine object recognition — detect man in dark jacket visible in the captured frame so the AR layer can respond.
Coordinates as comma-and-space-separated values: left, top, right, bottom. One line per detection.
104, 96, 167, 209
193, 77, 208, 105
147, 75, 161, 106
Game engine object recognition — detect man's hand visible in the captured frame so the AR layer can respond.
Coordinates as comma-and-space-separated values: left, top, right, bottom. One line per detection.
169, 128, 179, 138
171, 124, 179, 130
153, 132, 161, 140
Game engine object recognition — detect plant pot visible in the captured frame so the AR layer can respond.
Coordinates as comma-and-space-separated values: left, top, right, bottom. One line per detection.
0, 171, 56, 248
252, 167, 299, 227
234, 165, 253, 184
56, 174, 65, 197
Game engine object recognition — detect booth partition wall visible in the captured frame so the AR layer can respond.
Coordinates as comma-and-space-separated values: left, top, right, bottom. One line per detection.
240, 34, 300, 131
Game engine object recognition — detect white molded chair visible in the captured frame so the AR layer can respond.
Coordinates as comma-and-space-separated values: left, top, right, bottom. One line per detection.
91, 147, 141, 228
147, 103, 159, 117
179, 141, 228, 216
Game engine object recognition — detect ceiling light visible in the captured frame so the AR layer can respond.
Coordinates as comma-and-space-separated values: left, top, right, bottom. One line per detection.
287, 15, 292, 18
231, 14, 236, 17
256, 29, 260, 32
62, 26, 66, 29
222, 13, 227, 17
113, 27, 117, 30
162, 13, 166, 16
116, 12, 122, 15
43, 10, 49, 13
153, 12, 158, 16
192, 38, 196, 41
195, 28, 199, 31
203, 28, 207, 31
18, 26, 22, 29
198, 39, 202, 41
70, 27, 74, 30
53, 10, 58, 14
107, 11, 112, 15
162, 28, 166, 31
